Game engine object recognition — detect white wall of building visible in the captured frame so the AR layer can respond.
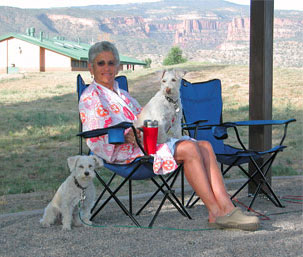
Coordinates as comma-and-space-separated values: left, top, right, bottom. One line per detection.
0, 37, 73, 73
0, 40, 7, 73
7, 38, 40, 72
45, 49, 71, 71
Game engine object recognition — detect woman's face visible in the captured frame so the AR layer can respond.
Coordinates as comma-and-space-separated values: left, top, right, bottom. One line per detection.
89, 51, 118, 89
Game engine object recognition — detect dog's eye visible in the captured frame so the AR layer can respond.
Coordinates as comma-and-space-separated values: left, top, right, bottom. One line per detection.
79, 165, 84, 169
89, 165, 93, 168
162, 80, 166, 83
172, 78, 176, 82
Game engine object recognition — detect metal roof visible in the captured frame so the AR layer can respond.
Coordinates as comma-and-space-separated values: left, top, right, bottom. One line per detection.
0, 32, 146, 65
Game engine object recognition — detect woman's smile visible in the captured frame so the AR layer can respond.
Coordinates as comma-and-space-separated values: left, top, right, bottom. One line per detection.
89, 51, 118, 89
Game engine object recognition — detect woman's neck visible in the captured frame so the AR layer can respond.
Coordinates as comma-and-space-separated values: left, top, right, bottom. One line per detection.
94, 80, 114, 91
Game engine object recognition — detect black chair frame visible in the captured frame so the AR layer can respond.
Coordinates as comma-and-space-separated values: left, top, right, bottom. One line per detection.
77, 74, 191, 227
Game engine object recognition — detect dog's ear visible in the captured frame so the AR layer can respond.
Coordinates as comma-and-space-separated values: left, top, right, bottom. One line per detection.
67, 155, 81, 172
161, 69, 167, 79
174, 69, 187, 79
91, 156, 104, 168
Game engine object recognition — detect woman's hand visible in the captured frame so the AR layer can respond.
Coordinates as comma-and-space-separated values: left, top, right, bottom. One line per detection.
124, 128, 142, 145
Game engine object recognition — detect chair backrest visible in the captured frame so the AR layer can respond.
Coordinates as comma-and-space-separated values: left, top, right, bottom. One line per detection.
180, 78, 225, 154
77, 74, 129, 99
114, 75, 129, 92
77, 74, 88, 100
77, 74, 130, 155
77, 74, 157, 180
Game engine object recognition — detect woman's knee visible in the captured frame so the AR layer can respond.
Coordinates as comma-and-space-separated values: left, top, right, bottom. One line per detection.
179, 140, 199, 151
174, 140, 200, 159
198, 140, 215, 154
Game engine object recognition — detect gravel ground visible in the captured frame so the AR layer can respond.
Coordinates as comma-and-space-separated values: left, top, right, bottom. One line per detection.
0, 176, 302, 257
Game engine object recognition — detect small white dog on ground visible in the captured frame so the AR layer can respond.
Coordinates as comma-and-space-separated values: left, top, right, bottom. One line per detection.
40, 155, 103, 230
134, 69, 186, 144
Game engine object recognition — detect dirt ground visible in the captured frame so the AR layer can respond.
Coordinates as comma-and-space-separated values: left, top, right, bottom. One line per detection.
1, 177, 302, 257
0, 178, 162, 214
0, 191, 54, 214
2, 176, 301, 216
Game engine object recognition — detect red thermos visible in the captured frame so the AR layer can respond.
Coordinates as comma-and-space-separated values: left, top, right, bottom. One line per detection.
143, 120, 158, 155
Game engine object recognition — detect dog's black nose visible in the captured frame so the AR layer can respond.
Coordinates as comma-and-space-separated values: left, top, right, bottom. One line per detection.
84, 171, 90, 176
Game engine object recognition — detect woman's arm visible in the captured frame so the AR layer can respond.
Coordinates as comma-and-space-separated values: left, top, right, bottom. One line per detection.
79, 85, 143, 163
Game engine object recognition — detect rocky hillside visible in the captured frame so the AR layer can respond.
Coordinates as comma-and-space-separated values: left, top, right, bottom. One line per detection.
0, 0, 302, 67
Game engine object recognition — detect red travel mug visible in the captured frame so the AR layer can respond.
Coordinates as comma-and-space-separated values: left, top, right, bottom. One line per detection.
143, 120, 158, 155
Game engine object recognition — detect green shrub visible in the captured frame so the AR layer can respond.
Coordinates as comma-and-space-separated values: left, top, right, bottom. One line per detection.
163, 46, 187, 65
144, 58, 152, 68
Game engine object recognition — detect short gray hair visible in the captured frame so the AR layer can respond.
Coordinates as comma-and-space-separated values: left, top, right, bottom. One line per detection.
88, 41, 120, 67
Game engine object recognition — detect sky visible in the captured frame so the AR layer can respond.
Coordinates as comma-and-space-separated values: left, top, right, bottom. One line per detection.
226, 0, 303, 10
0, 0, 302, 11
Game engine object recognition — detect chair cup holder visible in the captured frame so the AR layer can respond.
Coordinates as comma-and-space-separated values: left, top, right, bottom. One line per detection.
108, 128, 125, 144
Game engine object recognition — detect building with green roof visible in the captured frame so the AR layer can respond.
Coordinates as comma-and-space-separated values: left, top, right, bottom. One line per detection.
0, 28, 146, 74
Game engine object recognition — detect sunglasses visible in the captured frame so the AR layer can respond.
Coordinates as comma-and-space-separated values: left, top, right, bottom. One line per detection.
96, 60, 116, 67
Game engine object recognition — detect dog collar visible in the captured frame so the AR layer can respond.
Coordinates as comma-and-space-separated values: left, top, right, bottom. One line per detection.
165, 96, 180, 112
73, 176, 88, 190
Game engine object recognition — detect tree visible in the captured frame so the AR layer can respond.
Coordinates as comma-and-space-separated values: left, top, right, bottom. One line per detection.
163, 46, 187, 66
144, 58, 152, 68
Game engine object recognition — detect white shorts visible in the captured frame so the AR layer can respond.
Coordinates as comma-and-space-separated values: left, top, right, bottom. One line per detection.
166, 136, 195, 156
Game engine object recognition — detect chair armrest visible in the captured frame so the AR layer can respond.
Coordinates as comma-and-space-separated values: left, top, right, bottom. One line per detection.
217, 118, 296, 149
182, 119, 208, 130
77, 122, 133, 138
77, 121, 147, 155
231, 119, 296, 127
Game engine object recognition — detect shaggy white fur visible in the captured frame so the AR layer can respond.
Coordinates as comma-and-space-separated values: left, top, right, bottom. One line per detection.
40, 155, 103, 230
134, 69, 186, 144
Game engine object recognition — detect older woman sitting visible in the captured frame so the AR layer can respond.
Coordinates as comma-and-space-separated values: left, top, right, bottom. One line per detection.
78, 41, 259, 231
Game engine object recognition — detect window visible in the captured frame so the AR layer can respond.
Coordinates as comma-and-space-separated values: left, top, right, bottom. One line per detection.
80, 61, 87, 68
72, 60, 79, 67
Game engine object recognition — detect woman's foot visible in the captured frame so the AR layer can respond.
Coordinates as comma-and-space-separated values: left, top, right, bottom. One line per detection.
207, 222, 221, 229
215, 207, 259, 231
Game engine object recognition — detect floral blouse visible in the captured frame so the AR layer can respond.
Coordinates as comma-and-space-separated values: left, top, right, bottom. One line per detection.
78, 80, 178, 175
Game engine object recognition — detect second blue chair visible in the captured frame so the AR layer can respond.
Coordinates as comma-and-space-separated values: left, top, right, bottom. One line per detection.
180, 78, 296, 210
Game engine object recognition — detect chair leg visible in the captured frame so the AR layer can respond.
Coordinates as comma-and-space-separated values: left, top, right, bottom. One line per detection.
144, 177, 191, 227
247, 157, 284, 209
181, 169, 185, 205
91, 170, 141, 227
148, 193, 169, 228
135, 168, 191, 227
135, 170, 180, 216
230, 154, 284, 209
156, 176, 192, 219
91, 173, 116, 213
186, 192, 200, 208
231, 168, 280, 208
129, 179, 132, 215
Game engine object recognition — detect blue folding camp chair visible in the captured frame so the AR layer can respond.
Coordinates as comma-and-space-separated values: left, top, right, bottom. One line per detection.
180, 78, 296, 210
76, 74, 191, 228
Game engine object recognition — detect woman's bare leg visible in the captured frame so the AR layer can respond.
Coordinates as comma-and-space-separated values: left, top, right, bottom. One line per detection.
174, 140, 234, 222
197, 142, 234, 206
196, 141, 235, 220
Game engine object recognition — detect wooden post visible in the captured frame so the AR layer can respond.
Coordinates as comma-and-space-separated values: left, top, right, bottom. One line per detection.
6, 40, 9, 74
248, 0, 274, 194
40, 47, 45, 72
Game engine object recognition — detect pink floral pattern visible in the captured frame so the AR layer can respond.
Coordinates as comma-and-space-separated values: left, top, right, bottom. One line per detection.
123, 106, 135, 120
79, 80, 178, 174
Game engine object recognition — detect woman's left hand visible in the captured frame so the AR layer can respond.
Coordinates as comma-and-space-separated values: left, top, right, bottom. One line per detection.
124, 128, 142, 145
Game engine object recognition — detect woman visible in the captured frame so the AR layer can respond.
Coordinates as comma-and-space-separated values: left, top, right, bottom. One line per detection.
79, 41, 259, 231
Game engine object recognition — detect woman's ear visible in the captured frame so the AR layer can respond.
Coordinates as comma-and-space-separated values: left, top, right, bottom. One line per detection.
116, 64, 121, 75
88, 63, 93, 76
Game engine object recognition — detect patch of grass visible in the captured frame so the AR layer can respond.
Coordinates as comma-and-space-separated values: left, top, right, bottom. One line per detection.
0, 66, 302, 197
0, 89, 19, 95
272, 165, 299, 176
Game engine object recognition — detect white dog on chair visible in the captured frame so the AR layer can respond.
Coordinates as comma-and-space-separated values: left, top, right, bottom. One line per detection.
40, 155, 103, 230
134, 69, 186, 144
